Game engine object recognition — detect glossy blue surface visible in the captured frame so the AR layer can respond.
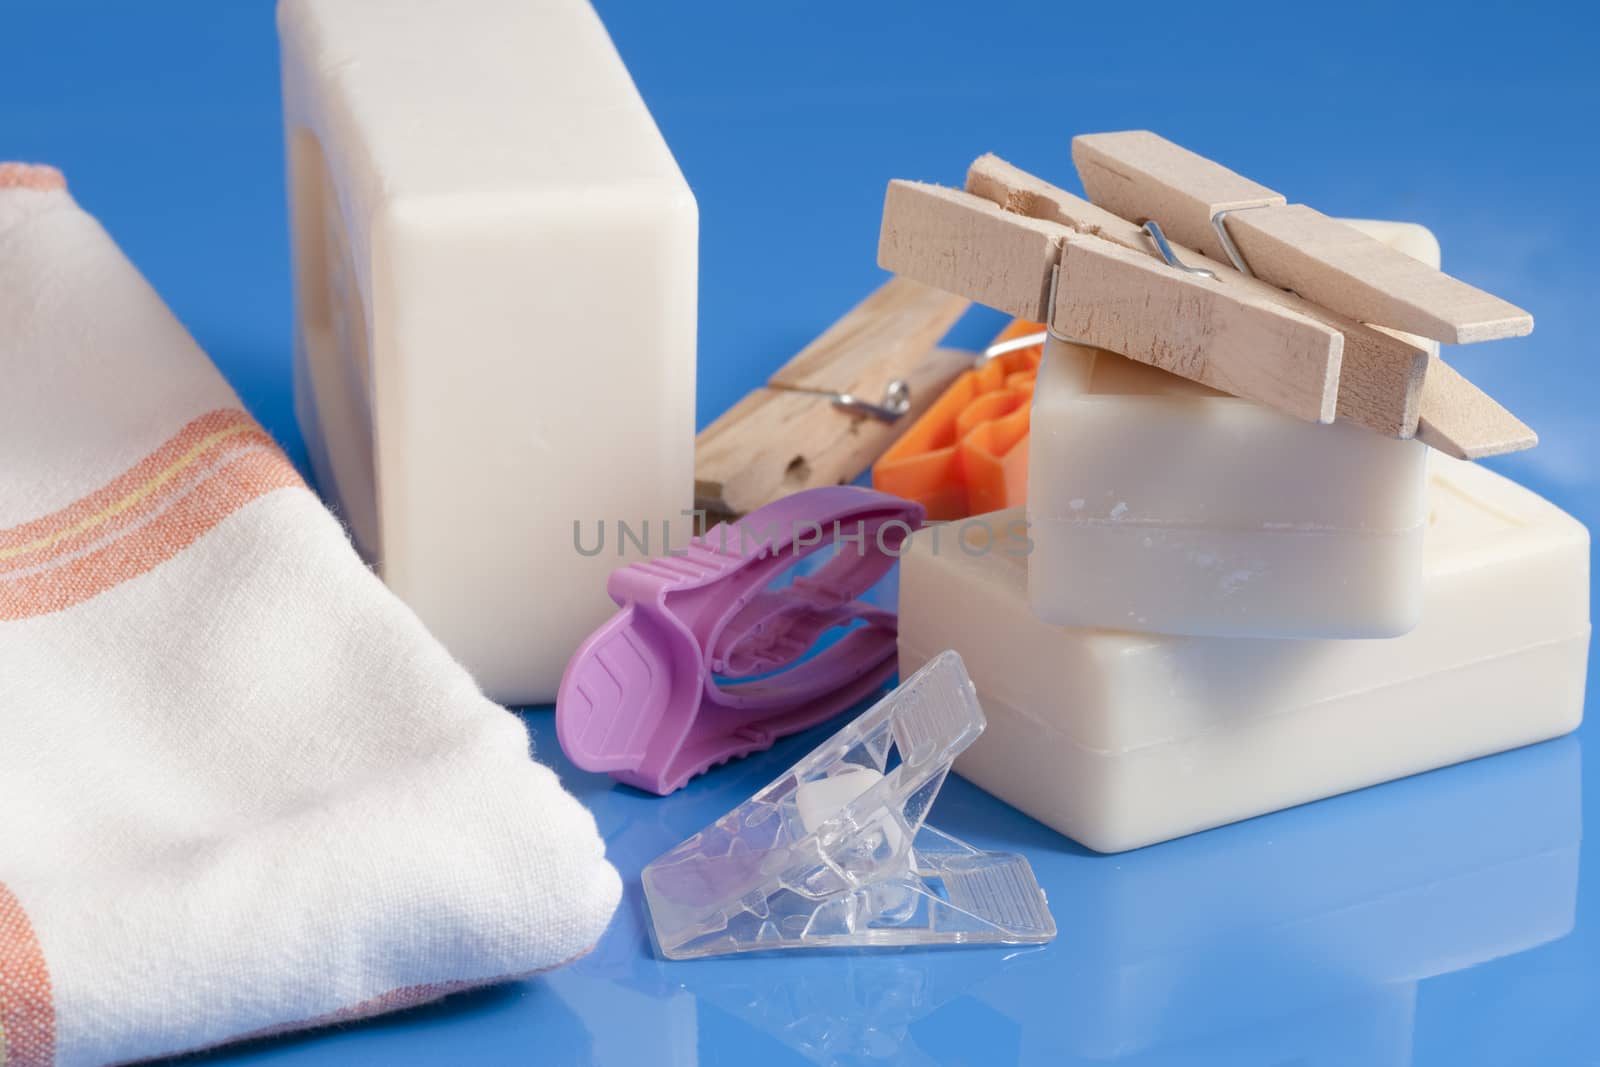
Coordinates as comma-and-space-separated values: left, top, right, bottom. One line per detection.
4, 1, 1598, 1062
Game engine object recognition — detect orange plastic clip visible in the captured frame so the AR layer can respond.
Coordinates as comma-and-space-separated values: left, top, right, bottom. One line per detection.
872, 319, 1043, 520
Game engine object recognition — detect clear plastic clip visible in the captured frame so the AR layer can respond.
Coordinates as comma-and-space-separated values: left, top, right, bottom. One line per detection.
642, 651, 1057, 959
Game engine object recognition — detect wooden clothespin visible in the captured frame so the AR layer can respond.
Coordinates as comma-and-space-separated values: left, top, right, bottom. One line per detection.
881, 167, 1348, 425
694, 277, 971, 518
1072, 131, 1533, 344
879, 153, 1536, 458
1068, 131, 1536, 457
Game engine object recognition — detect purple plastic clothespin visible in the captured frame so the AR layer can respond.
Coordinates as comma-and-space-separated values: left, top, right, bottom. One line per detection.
555, 486, 925, 795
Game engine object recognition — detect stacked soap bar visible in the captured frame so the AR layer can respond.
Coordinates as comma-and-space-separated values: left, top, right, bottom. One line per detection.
899, 456, 1589, 853
1029, 220, 1434, 640
894, 219, 1588, 851
1029, 337, 1429, 637
279, 0, 697, 703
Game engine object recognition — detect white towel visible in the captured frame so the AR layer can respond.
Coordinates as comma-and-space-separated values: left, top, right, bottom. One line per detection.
0, 166, 621, 1067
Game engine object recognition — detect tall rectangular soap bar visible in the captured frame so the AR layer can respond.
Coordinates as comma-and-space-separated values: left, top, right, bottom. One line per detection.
279, 0, 697, 703
1028, 219, 1435, 639
899, 458, 1589, 853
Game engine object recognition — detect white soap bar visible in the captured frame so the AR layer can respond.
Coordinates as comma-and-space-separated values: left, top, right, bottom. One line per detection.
1028, 219, 1435, 639
1336, 218, 1442, 269
899, 457, 1589, 853
278, 0, 697, 703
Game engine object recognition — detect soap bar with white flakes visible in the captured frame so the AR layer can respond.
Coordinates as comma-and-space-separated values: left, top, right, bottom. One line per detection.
278, 0, 697, 703
899, 456, 1589, 853
1027, 219, 1437, 639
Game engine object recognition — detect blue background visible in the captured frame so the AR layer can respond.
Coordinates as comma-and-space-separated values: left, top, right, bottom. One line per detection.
4, 0, 1598, 1063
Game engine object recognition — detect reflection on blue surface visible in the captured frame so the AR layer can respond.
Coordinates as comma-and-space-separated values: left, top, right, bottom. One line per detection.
514, 717, 1583, 1067
167, 714, 1585, 1065
150, 435, 1593, 1067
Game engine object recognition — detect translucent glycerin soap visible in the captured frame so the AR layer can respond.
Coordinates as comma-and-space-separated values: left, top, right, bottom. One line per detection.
1027, 219, 1437, 639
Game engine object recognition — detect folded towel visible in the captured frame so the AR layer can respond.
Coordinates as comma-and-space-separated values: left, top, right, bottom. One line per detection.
0, 167, 621, 1066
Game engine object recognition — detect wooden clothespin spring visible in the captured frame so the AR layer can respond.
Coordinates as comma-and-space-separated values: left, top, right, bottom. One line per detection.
694, 277, 972, 519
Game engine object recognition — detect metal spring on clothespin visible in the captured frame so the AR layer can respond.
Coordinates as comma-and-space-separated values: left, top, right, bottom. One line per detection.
983, 220, 1225, 361
978, 329, 1048, 364
1209, 204, 1276, 277
1026, 220, 1230, 353
1142, 220, 1216, 278
770, 379, 913, 423
1043, 262, 1095, 349
941, 215, 1248, 370
901, 215, 1247, 374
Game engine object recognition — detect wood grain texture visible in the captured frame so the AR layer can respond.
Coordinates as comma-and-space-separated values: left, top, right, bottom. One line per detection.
1072, 130, 1534, 344
695, 275, 969, 516
770, 275, 970, 396
1415, 358, 1538, 459
695, 345, 975, 518
1071, 130, 1284, 261
878, 180, 1068, 321
883, 170, 1341, 423
1333, 323, 1431, 436
1053, 236, 1340, 423
968, 153, 1430, 438
967, 152, 1155, 249
1226, 204, 1534, 343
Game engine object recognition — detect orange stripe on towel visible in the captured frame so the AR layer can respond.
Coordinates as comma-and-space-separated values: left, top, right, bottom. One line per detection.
0, 164, 65, 192
0, 409, 265, 567
0, 883, 54, 1067
0, 410, 305, 621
